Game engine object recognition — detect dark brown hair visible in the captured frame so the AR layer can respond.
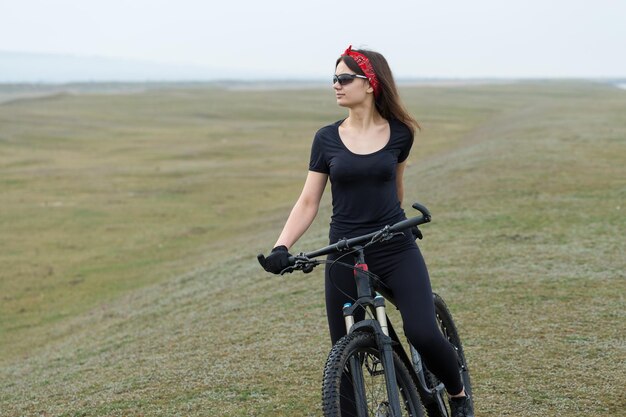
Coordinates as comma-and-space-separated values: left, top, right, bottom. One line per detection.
337, 48, 420, 135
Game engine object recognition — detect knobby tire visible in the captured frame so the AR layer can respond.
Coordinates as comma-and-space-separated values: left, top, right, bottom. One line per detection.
322, 331, 426, 417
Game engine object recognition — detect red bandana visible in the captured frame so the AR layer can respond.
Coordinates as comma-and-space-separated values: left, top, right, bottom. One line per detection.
341, 45, 381, 98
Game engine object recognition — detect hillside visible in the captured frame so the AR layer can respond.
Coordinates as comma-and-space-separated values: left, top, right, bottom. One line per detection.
0, 51, 250, 83
1, 81, 624, 416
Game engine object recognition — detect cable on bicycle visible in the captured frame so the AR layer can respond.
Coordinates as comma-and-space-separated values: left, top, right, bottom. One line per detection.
324, 243, 395, 320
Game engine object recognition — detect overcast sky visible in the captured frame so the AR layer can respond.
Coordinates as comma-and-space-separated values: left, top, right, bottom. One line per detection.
1, 0, 625, 80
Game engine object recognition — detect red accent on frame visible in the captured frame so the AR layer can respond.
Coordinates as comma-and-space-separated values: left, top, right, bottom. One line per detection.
354, 263, 369, 276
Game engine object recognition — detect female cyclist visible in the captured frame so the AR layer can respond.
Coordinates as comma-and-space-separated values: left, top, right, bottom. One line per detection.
260, 45, 473, 417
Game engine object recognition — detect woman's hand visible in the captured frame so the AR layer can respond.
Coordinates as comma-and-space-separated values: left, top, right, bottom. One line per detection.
260, 245, 292, 274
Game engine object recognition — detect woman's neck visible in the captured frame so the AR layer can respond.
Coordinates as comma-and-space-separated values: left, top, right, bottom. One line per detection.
345, 102, 384, 131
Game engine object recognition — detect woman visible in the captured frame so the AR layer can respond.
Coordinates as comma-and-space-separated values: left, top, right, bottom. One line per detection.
260, 45, 473, 417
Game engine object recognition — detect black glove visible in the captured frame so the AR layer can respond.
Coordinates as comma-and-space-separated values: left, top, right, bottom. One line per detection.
260, 245, 292, 274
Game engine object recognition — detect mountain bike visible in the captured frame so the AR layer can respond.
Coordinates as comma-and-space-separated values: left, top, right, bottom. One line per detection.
258, 203, 473, 417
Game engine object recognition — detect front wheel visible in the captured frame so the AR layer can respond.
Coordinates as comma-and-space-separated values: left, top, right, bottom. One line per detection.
322, 331, 425, 417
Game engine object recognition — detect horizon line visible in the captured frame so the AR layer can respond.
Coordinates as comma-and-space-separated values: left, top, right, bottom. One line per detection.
1, 76, 625, 87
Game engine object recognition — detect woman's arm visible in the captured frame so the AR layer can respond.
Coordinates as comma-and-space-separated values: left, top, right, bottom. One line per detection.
396, 160, 407, 205
274, 171, 328, 249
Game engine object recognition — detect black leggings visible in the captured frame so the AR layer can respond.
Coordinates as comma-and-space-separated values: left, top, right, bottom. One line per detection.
325, 230, 464, 400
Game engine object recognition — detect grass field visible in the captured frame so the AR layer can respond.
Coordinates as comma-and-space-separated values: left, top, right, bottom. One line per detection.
1, 81, 625, 416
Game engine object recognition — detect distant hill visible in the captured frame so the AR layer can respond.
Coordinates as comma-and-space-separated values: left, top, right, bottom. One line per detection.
0, 51, 255, 83
2, 51, 623, 87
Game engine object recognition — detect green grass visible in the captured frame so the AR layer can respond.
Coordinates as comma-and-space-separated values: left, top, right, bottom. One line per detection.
1, 81, 625, 416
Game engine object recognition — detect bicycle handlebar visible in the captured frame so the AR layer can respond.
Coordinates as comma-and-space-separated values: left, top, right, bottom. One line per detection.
299, 202, 431, 260
257, 202, 432, 273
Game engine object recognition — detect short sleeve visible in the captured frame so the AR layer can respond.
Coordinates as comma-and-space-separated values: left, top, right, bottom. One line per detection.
397, 125, 414, 163
309, 132, 329, 173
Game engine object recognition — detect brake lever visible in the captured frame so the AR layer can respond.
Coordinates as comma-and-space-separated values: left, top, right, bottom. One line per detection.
367, 227, 389, 245
286, 257, 320, 275
380, 231, 405, 242
412, 225, 423, 240
280, 266, 295, 275
302, 260, 319, 274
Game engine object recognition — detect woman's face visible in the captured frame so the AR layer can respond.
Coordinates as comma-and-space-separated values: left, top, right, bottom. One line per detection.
334, 60, 372, 108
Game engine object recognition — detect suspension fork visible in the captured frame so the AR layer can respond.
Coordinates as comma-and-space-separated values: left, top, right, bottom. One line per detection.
342, 247, 403, 417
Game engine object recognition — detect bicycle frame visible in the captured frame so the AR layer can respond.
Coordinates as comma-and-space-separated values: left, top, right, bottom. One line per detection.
341, 245, 404, 417
343, 246, 450, 417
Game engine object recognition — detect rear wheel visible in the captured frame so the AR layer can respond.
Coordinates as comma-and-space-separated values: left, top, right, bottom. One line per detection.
322, 331, 426, 417
418, 293, 473, 416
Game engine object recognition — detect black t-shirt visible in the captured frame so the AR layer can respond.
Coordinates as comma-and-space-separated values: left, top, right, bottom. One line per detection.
309, 118, 414, 240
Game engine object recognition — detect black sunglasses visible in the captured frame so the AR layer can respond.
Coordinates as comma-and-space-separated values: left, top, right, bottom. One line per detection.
333, 73, 368, 86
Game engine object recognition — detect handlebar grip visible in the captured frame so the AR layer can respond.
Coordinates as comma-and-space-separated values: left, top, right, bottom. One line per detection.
388, 204, 432, 233
411, 202, 431, 220
257, 253, 297, 269
388, 218, 419, 233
